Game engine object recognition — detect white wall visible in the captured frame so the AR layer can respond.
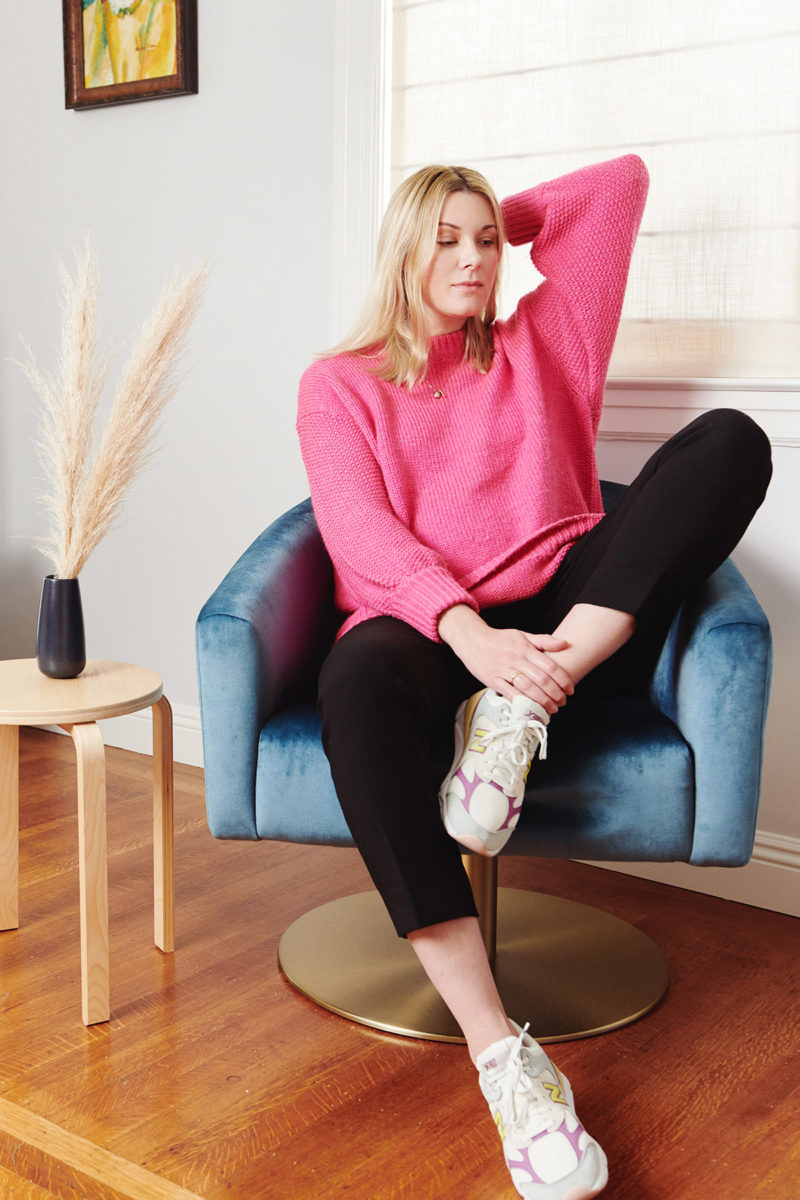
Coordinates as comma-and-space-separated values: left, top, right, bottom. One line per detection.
595, 386, 800, 916
0, 3, 336, 760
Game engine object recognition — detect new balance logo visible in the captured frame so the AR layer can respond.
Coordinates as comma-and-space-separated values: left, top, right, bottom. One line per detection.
543, 1080, 567, 1105
468, 727, 490, 753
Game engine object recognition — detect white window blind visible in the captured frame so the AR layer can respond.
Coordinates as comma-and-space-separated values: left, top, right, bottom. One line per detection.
391, 1, 800, 379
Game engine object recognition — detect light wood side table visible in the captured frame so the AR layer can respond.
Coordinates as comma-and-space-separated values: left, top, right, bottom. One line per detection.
0, 658, 175, 1025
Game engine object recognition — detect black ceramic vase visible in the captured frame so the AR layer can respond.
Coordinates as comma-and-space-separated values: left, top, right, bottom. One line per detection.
36, 575, 87, 679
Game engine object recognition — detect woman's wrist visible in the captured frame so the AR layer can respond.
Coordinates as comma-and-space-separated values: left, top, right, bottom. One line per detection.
437, 603, 486, 652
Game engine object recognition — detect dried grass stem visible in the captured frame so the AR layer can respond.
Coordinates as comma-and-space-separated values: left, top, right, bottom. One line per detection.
18, 240, 208, 578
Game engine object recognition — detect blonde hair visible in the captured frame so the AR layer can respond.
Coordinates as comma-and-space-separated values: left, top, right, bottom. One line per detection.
325, 165, 504, 388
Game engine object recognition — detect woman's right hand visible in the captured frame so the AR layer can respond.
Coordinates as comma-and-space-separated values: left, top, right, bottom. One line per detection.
437, 604, 574, 714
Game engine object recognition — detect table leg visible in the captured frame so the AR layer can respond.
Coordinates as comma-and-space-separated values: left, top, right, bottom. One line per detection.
65, 722, 109, 1026
152, 696, 174, 953
0, 726, 19, 931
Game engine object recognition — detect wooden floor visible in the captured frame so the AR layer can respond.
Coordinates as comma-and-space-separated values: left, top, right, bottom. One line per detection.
0, 728, 797, 1199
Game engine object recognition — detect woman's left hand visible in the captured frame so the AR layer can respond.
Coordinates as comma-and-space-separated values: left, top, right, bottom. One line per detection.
437, 604, 574, 713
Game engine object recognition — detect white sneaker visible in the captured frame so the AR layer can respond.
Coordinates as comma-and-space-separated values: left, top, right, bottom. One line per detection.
439, 689, 549, 856
477, 1024, 608, 1200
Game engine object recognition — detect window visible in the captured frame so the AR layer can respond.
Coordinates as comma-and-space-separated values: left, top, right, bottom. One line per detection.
391, 1, 800, 379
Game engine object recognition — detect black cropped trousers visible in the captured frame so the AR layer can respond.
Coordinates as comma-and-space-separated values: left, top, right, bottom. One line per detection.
317, 409, 772, 937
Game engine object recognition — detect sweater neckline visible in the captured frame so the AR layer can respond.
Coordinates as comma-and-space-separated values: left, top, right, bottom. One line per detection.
426, 328, 465, 365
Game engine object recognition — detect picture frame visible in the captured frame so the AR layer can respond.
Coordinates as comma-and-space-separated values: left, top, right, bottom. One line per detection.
62, 0, 198, 111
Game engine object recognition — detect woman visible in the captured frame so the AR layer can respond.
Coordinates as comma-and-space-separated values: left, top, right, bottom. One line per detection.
296, 155, 771, 1200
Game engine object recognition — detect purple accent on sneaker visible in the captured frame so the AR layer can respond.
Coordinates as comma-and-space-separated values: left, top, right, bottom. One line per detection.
508, 1142, 547, 1187
455, 766, 516, 830
498, 798, 522, 831
561, 1118, 586, 1159
507, 1119, 586, 1186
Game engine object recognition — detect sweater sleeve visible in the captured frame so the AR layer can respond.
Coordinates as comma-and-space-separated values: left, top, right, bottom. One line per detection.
501, 154, 649, 416
296, 398, 478, 641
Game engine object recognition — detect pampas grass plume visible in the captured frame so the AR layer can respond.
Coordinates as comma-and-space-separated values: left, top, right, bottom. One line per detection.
17, 238, 208, 578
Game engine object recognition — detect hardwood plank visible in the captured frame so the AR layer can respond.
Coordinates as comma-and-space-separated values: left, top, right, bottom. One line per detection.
1, 728, 796, 1200
0, 1129, 150, 1200
0, 1157, 61, 1199
0, 1102, 202, 1200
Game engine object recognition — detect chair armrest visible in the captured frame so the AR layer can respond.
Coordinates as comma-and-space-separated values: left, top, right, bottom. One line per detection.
649, 559, 772, 865
196, 498, 333, 838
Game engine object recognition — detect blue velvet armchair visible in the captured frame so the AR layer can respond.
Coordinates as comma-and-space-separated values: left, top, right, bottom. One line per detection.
196, 482, 772, 1042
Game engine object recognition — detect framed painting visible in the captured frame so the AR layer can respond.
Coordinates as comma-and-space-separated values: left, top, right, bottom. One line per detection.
63, 0, 198, 110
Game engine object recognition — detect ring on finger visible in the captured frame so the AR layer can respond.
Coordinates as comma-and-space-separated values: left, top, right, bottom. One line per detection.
510, 671, 524, 688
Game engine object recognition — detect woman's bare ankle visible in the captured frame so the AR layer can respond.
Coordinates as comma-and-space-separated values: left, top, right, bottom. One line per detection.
467, 1016, 518, 1064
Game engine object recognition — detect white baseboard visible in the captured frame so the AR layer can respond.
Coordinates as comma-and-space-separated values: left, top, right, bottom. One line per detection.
583, 831, 800, 918
76, 703, 204, 768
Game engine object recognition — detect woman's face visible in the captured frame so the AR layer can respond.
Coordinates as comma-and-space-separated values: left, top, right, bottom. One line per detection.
420, 190, 500, 337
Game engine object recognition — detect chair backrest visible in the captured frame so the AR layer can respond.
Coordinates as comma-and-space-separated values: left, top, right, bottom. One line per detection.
197, 483, 771, 864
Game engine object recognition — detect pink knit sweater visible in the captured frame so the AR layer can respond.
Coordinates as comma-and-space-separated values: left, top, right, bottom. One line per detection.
297, 155, 649, 642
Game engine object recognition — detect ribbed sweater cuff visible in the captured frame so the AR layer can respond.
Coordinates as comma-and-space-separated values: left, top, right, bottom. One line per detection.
391, 566, 478, 642
500, 188, 546, 247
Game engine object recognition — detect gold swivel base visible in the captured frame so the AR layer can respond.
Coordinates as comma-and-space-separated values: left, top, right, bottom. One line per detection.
279, 860, 669, 1043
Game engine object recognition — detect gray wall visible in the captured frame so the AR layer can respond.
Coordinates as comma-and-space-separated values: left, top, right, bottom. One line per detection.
0, 4, 335, 742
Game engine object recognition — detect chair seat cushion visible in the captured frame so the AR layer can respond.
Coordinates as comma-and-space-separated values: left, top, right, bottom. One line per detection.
255, 697, 695, 862
510, 697, 694, 860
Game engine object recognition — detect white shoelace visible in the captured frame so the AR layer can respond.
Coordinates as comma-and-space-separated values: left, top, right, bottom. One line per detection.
498, 1024, 562, 1148
480, 706, 548, 789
